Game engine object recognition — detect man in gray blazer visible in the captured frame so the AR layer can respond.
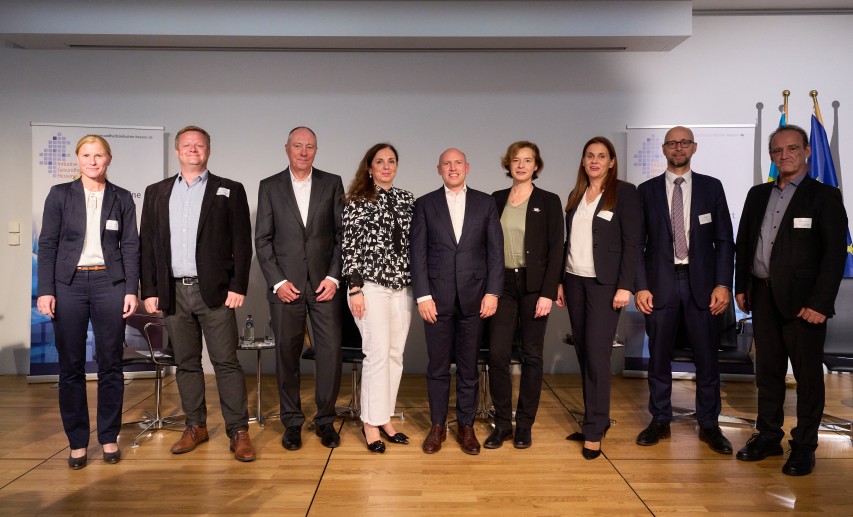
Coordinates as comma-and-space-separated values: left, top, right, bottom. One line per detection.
410, 148, 504, 455
255, 127, 344, 450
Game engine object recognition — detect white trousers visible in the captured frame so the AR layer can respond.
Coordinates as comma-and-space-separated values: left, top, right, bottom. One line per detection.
349, 282, 413, 426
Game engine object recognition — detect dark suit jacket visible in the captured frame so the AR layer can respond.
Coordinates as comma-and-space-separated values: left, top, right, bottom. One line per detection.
735, 174, 848, 318
140, 172, 252, 313
636, 172, 734, 306
255, 167, 344, 302
492, 186, 564, 299
38, 178, 140, 296
563, 180, 643, 291
410, 186, 504, 316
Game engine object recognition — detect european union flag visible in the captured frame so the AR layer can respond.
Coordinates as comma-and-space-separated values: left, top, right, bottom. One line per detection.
808, 114, 853, 277
767, 113, 786, 182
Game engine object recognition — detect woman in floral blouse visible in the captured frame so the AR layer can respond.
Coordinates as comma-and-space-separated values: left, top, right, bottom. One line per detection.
343, 143, 415, 453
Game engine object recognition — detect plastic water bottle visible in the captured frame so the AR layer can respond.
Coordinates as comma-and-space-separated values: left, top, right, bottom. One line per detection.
243, 315, 255, 344
264, 317, 274, 343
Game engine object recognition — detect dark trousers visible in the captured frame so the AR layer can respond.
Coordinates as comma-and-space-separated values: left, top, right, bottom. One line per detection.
271, 284, 342, 428
164, 282, 248, 437
488, 268, 547, 430
53, 269, 126, 449
425, 296, 482, 426
564, 274, 621, 441
751, 278, 826, 449
645, 267, 721, 427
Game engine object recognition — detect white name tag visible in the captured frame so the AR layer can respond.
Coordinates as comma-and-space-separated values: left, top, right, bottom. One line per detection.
217, 187, 230, 197
698, 213, 712, 225
105, 220, 119, 231
597, 210, 614, 221
793, 217, 812, 229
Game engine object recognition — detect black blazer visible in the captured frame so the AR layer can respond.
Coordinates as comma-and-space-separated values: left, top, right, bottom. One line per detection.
636, 172, 734, 306
140, 172, 252, 313
410, 186, 504, 316
38, 178, 140, 296
255, 167, 344, 303
492, 186, 564, 300
564, 180, 642, 291
735, 174, 848, 318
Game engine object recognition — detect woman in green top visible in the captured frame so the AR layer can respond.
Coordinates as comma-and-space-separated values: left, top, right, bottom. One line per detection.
486, 141, 564, 449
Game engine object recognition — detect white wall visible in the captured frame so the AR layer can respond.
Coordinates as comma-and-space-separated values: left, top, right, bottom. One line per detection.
2, 14, 851, 375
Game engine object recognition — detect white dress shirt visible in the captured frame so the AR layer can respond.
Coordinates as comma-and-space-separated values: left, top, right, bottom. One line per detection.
77, 187, 105, 267
566, 189, 600, 278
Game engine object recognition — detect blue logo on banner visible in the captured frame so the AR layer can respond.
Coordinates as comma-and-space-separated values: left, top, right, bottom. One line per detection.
38, 133, 71, 176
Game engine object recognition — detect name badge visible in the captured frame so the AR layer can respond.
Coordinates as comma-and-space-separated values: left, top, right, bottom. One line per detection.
793, 217, 812, 229
105, 220, 119, 231
698, 213, 713, 225
217, 187, 230, 197
597, 210, 614, 221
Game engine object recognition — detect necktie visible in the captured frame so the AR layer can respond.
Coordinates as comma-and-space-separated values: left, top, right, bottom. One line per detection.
672, 177, 688, 260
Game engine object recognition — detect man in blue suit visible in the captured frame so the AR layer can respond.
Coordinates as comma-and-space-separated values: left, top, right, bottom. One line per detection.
410, 148, 504, 455
634, 126, 735, 454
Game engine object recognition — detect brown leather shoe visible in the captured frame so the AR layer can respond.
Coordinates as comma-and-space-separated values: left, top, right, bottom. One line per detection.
422, 423, 447, 454
457, 425, 481, 455
170, 425, 209, 454
229, 429, 256, 462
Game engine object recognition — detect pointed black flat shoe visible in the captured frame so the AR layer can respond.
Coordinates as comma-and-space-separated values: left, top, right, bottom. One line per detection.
379, 428, 410, 445
582, 446, 602, 460
362, 428, 386, 453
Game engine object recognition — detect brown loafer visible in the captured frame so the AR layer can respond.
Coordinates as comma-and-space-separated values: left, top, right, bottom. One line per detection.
229, 429, 256, 462
457, 424, 481, 455
170, 425, 209, 454
422, 423, 447, 454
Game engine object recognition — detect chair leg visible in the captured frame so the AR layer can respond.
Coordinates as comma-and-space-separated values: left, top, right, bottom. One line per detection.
123, 366, 185, 448
820, 412, 853, 443
335, 362, 362, 421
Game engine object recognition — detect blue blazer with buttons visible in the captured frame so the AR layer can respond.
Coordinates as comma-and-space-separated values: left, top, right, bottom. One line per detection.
37, 178, 140, 296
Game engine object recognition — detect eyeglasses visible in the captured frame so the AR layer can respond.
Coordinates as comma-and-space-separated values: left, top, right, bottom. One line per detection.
664, 140, 695, 149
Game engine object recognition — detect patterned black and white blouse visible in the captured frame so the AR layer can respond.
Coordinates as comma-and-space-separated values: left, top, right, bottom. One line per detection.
343, 186, 415, 290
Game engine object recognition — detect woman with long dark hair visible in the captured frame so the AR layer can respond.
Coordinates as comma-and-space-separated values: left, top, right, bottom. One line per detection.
556, 136, 641, 459
343, 143, 414, 453
37, 135, 140, 469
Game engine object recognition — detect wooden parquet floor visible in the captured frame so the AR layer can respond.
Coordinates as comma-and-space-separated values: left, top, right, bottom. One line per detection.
0, 372, 851, 516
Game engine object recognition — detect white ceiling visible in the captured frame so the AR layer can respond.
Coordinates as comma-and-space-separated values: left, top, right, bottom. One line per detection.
0, 1, 850, 52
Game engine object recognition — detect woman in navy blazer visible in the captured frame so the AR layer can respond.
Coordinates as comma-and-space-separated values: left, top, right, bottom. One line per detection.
37, 135, 140, 469
556, 136, 642, 459
486, 141, 564, 449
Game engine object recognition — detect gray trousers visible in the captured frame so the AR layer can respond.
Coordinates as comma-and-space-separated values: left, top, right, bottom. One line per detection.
164, 281, 249, 437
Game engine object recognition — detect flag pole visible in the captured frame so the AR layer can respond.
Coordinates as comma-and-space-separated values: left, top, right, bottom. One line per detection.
782, 89, 790, 123
810, 90, 824, 125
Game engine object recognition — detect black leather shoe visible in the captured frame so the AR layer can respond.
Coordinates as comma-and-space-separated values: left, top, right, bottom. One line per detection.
582, 445, 602, 460
636, 421, 670, 446
281, 426, 302, 451
68, 454, 87, 470
513, 428, 532, 449
782, 446, 815, 476
362, 429, 386, 454
316, 423, 341, 448
379, 427, 410, 445
736, 433, 783, 462
484, 427, 513, 449
103, 449, 122, 464
699, 426, 733, 454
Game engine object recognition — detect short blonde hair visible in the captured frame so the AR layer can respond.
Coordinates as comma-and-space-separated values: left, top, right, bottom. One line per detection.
76, 134, 112, 156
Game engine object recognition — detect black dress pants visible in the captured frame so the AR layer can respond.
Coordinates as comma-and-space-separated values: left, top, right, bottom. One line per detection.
751, 277, 826, 449
564, 273, 621, 441
488, 268, 547, 430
